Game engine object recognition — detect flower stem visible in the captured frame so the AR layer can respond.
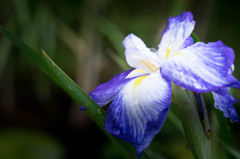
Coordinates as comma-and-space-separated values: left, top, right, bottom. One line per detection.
172, 83, 211, 159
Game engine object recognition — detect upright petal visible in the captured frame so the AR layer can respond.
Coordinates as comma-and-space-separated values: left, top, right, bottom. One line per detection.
123, 33, 161, 73
161, 41, 236, 93
105, 71, 172, 156
123, 33, 147, 50
158, 11, 195, 60
213, 88, 239, 122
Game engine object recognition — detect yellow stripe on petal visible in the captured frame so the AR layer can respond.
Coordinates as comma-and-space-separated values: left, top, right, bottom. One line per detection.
132, 69, 147, 73
165, 44, 173, 59
134, 75, 148, 93
165, 47, 171, 59
140, 60, 157, 72
172, 53, 182, 57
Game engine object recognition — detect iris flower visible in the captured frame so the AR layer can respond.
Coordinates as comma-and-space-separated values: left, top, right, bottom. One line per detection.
83, 11, 240, 156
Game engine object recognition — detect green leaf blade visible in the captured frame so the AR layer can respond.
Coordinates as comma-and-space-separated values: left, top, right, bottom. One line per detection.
41, 49, 106, 126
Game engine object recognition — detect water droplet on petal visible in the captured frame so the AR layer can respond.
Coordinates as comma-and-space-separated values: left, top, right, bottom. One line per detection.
150, 48, 157, 53
96, 109, 102, 115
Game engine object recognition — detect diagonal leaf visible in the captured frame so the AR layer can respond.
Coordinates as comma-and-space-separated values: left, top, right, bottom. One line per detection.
0, 26, 150, 159
41, 49, 107, 124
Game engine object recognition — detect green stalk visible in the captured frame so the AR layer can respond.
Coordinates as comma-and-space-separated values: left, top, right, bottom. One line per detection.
172, 83, 211, 159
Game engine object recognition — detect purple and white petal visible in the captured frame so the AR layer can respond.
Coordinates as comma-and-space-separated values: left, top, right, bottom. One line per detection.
179, 36, 194, 49
123, 34, 161, 73
80, 69, 134, 110
105, 70, 172, 157
226, 75, 240, 89
213, 88, 239, 122
225, 64, 240, 88
123, 33, 147, 50
125, 69, 149, 78
158, 11, 195, 60
161, 41, 236, 93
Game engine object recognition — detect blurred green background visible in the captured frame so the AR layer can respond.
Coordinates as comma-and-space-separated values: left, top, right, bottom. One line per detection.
0, 0, 240, 158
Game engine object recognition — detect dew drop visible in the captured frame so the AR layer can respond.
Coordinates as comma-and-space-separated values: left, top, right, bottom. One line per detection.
57, 72, 61, 76
51, 62, 56, 68
96, 109, 102, 115
150, 48, 157, 53
68, 86, 73, 92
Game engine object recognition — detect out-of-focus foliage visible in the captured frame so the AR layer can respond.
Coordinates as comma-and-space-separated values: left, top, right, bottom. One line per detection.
0, 129, 64, 159
0, 0, 240, 158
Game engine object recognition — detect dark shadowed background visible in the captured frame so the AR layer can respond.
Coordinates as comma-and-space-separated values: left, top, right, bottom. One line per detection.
0, 0, 240, 158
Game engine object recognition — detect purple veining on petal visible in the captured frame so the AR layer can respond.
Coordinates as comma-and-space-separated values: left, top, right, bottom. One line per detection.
105, 71, 172, 157
79, 11, 240, 158
179, 36, 194, 49
226, 75, 240, 89
158, 11, 196, 60
161, 41, 236, 93
162, 11, 194, 36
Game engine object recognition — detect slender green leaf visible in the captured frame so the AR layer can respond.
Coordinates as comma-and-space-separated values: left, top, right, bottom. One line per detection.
41, 49, 106, 124
172, 83, 211, 159
167, 107, 184, 135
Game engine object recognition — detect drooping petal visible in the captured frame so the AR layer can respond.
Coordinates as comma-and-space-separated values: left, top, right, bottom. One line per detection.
80, 69, 133, 110
161, 41, 236, 93
105, 70, 172, 156
226, 75, 240, 89
80, 69, 149, 110
213, 88, 239, 122
123, 33, 161, 73
158, 11, 195, 60
225, 64, 240, 89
